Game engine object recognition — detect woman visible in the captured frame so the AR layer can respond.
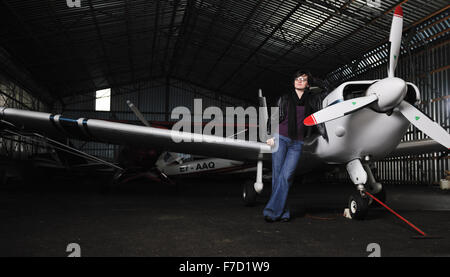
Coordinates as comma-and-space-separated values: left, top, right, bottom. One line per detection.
263, 70, 321, 223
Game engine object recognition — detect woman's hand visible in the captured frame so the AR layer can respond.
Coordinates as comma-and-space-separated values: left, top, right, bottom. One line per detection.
266, 138, 275, 147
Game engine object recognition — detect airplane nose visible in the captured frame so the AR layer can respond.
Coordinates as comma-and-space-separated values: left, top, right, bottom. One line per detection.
367, 77, 407, 112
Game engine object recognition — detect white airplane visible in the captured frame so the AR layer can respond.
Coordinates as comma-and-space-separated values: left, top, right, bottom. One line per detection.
0, 6, 448, 220
125, 99, 269, 189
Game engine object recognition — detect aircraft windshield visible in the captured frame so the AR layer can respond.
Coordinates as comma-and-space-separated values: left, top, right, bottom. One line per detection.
162, 152, 193, 164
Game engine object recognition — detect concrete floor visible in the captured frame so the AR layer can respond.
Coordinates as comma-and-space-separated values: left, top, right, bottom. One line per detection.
0, 176, 449, 257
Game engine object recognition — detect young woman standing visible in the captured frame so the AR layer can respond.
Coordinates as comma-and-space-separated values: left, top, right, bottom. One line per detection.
264, 70, 321, 222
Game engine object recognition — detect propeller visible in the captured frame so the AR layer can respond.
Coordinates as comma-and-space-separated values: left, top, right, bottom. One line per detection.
388, 5, 403, 78
397, 101, 450, 149
303, 5, 450, 149
304, 94, 378, 126
304, 6, 404, 126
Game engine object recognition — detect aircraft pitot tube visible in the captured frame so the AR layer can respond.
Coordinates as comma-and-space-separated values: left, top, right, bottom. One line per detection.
304, 5, 450, 149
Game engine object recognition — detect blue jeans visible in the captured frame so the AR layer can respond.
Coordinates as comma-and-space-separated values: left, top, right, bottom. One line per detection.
263, 134, 303, 220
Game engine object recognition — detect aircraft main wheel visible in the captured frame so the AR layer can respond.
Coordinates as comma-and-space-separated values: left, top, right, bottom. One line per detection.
348, 192, 369, 220
242, 180, 257, 206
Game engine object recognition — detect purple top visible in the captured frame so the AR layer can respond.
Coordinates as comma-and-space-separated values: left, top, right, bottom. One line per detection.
279, 105, 306, 141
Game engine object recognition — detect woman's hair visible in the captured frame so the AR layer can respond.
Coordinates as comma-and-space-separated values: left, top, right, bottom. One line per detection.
293, 70, 312, 82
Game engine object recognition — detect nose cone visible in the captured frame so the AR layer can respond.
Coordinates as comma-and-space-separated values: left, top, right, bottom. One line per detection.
388, 77, 407, 97
393, 77, 407, 94
367, 77, 407, 111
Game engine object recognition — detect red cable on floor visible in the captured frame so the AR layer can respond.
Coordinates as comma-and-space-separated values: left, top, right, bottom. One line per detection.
365, 191, 427, 237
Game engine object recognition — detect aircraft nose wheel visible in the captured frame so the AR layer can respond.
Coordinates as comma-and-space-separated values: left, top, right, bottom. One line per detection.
242, 180, 257, 206
348, 192, 369, 220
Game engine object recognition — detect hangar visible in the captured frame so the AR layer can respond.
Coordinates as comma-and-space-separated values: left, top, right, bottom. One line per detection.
0, 0, 449, 258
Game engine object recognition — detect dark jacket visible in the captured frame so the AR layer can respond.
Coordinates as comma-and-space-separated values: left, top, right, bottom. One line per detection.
268, 87, 328, 140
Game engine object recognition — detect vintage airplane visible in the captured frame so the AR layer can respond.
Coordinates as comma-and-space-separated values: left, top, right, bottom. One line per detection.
0, 6, 448, 220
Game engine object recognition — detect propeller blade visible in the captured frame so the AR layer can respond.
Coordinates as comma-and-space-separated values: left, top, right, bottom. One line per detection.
388, 5, 403, 78
397, 101, 450, 149
304, 94, 378, 126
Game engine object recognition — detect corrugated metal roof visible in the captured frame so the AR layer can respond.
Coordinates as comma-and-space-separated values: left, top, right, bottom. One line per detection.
325, 6, 449, 85
0, 0, 448, 102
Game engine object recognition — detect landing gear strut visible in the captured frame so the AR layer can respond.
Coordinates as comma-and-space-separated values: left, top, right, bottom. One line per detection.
345, 159, 386, 220
364, 163, 387, 207
242, 159, 265, 206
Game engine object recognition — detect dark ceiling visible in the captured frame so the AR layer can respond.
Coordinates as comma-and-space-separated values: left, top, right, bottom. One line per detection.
0, 0, 448, 104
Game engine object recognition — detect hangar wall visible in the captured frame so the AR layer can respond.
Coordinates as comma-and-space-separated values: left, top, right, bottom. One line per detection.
0, 48, 49, 160
55, 77, 251, 160
0, 76, 45, 160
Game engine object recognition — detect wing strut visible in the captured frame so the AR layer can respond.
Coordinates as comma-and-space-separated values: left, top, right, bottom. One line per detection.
1, 124, 123, 171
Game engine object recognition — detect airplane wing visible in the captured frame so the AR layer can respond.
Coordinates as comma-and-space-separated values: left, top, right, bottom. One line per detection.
388, 139, 448, 157
0, 107, 271, 162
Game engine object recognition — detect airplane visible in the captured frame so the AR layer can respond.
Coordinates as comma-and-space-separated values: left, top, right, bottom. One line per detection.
119, 100, 270, 190
301, 5, 449, 218
0, 97, 270, 192
0, 5, 448, 220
